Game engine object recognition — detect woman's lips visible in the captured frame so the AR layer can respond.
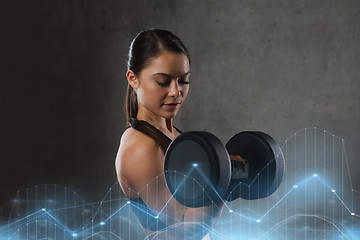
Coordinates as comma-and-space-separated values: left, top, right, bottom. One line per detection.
164, 103, 180, 109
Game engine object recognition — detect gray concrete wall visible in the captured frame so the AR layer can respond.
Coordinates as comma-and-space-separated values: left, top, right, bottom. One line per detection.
1, 0, 359, 211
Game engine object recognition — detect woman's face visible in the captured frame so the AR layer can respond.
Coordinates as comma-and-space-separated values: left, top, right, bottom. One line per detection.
129, 50, 190, 120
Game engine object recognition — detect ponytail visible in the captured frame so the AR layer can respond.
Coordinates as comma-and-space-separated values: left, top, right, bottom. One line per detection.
125, 84, 138, 127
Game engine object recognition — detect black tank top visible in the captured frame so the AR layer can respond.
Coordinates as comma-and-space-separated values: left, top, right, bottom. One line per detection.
127, 118, 182, 231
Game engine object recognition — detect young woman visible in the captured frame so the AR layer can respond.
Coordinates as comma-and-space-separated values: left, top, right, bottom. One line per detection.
115, 29, 224, 240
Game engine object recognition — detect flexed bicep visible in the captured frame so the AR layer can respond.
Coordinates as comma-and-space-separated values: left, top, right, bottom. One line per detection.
116, 135, 187, 228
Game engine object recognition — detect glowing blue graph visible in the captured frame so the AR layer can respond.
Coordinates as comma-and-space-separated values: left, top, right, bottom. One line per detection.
0, 127, 359, 239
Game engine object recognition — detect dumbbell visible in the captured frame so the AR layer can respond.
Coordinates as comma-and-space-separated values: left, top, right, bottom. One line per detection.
164, 131, 285, 208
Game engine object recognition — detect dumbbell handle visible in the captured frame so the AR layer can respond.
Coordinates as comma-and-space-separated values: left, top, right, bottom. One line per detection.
229, 155, 250, 179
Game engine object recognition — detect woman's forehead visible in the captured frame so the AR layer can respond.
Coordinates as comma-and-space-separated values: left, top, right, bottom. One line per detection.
144, 51, 190, 76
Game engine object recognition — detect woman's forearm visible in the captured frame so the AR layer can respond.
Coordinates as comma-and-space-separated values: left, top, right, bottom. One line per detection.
146, 202, 224, 240
145, 223, 210, 240
184, 201, 224, 227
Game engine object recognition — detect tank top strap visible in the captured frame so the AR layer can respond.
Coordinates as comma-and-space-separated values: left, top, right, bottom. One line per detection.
129, 118, 182, 153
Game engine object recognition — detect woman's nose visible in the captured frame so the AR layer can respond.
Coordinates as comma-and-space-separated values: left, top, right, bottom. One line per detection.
168, 81, 180, 97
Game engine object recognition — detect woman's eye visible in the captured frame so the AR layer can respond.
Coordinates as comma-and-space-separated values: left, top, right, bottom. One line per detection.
179, 77, 190, 85
156, 82, 169, 86
180, 81, 190, 85
156, 79, 190, 86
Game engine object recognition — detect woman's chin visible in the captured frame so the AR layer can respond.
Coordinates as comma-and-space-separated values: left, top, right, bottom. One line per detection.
162, 111, 178, 119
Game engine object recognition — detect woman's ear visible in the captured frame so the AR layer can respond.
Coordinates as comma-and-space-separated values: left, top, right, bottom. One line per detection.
126, 70, 139, 89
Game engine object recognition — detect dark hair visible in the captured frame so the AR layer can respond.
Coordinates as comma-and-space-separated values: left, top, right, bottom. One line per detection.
125, 29, 191, 126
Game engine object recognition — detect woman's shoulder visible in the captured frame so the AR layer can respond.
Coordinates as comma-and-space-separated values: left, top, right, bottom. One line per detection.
120, 127, 161, 152
117, 128, 163, 174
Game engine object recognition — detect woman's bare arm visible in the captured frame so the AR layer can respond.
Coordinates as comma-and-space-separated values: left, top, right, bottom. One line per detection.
115, 129, 224, 239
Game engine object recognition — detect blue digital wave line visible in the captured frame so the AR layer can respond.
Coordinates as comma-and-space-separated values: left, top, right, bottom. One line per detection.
1, 127, 360, 239
0, 173, 358, 239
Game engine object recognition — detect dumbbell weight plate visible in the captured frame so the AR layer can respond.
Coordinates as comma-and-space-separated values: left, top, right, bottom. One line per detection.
164, 132, 231, 208
225, 131, 285, 201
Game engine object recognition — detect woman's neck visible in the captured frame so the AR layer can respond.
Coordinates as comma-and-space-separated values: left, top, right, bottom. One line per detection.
136, 113, 174, 134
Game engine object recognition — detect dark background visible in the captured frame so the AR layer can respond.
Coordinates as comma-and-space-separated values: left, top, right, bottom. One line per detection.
1, 0, 359, 218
